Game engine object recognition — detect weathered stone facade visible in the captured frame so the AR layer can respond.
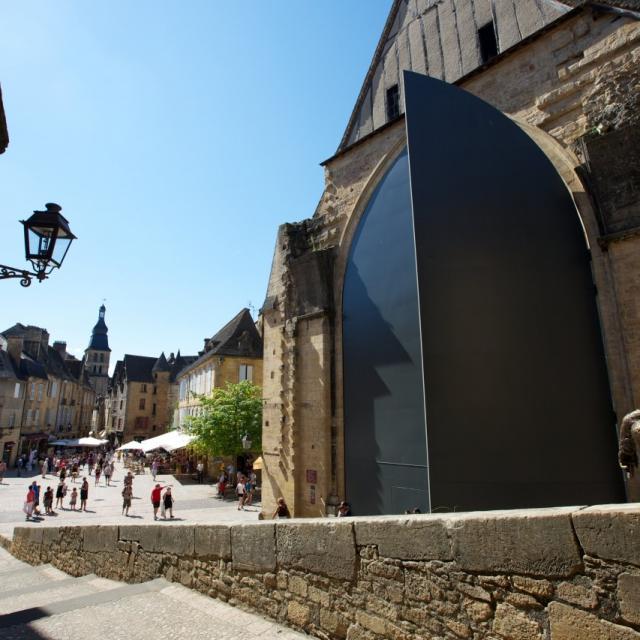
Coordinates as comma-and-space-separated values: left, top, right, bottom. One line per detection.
261, 3, 640, 517
10, 504, 640, 639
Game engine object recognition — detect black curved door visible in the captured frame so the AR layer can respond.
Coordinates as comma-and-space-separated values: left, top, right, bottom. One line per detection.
342, 72, 624, 515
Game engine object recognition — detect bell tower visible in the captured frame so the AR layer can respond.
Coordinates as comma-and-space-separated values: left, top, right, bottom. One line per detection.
84, 304, 111, 396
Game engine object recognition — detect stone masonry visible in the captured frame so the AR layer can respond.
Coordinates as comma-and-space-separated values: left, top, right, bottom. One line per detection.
10, 504, 640, 639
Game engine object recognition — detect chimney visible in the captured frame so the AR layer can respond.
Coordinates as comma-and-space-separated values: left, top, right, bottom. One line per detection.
53, 341, 67, 358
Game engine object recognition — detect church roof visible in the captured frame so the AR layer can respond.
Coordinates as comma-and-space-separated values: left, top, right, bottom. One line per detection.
87, 304, 111, 352
337, 0, 610, 153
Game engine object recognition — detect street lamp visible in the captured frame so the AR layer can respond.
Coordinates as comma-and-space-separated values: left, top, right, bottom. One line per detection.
1, 203, 76, 287
241, 433, 252, 450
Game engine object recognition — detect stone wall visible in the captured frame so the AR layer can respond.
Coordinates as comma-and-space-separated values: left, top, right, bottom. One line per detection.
10, 505, 640, 639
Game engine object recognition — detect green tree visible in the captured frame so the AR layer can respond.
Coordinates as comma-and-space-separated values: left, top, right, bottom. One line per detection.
184, 380, 262, 456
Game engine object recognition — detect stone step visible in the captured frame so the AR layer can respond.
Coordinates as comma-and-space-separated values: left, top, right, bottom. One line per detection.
0, 563, 68, 594
0, 573, 123, 615
0, 578, 168, 631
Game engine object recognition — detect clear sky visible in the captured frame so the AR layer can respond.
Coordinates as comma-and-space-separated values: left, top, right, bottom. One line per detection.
0, 1, 391, 369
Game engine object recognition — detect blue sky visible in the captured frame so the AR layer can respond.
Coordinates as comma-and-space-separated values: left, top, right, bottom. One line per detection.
0, 1, 390, 368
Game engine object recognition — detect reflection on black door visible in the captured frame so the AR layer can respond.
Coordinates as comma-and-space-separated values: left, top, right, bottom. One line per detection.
343, 150, 429, 515
342, 72, 625, 515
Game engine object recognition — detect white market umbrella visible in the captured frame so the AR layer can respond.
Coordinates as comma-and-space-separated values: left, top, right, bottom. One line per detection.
117, 440, 145, 451
140, 431, 194, 453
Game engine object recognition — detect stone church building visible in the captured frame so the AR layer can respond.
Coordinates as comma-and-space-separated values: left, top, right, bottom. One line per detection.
260, 0, 640, 517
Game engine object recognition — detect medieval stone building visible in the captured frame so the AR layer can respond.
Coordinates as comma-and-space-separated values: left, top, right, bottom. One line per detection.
175, 308, 263, 429
261, 0, 640, 517
104, 351, 195, 443
0, 324, 96, 461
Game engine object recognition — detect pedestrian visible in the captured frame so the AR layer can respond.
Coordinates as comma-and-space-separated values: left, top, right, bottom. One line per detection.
236, 475, 246, 510
43, 486, 54, 515
244, 475, 253, 506
337, 501, 352, 517
196, 460, 204, 484
122, 484, 133, 516
0, 460, 6, 483
23, 485, 35, 520
151, 483, 163, 520
94, 464, 101, 486
151, 458, 159, 481
55, 479, 66, 510
87, 453, 94, 476
272, 497, 291, 519
59, 464, 67, 482
162, 486, 174, 519
69, 487, 78, 511
80, 477, 89, 511
16, 455, 24, 477
71, 462, 79, 483
41, 458, 48, 478
103, 462, 112, 486
33, 482, 42, 516
217, 471, 226, 499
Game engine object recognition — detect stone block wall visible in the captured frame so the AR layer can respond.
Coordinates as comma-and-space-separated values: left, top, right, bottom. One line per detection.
10, 505, 640, 639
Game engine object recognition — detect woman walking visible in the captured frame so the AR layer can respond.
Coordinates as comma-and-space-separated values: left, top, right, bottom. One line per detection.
122, 484, 133, 516
151, 458, 159, 481
55, 479, 66, 510
103, 461, 112, 486
162, 486, 174, 519
94, 463, 101, 486
80, 477, 89, 511
24, 485, 35, 520
43, 486, 54, 515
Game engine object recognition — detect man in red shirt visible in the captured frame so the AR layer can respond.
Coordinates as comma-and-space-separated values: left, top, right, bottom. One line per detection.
151, 484, 163, 520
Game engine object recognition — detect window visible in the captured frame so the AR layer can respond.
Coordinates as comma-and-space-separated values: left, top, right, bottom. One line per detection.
26, 409, 33, 425
478, 21, 498, 63
29, 383, 35, 400
141, 384, 147, 393
50, 381, 58, 398
99, 353, 104, 362
152, 424, 157, 432
13, 383, 21, 398
153, 385, 157, 395
152, 403, 156, 416
8, 413, 15, 428
139, 398, 146, 410
386, 84, 400, 121
118, 418, 123, 429
239, 364, 253, 382
134, 416, 149, 429
34, 409, 40, 424
37, 384, 44, 401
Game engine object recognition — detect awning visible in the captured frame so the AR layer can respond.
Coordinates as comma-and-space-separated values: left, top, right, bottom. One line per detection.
139, 431, 195, 453
117, 440, 145, 451
55, 437, 108, 448
252, 456, 263, 470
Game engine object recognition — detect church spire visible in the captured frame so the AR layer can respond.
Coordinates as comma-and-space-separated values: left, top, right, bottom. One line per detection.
87, 303, 111, 351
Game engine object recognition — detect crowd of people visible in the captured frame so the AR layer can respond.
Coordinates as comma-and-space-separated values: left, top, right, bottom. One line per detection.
22, 451, 114, 521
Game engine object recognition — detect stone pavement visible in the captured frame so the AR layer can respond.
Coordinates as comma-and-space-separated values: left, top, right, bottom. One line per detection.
0, 460, 258, 543
0, 547, 307, 639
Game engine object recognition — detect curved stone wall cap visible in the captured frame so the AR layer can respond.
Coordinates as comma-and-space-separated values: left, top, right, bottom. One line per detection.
443, 505, 585, 522
574, 502, 640, 514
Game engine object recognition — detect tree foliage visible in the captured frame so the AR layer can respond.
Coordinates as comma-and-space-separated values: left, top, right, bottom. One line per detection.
184, 380, 262, 457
